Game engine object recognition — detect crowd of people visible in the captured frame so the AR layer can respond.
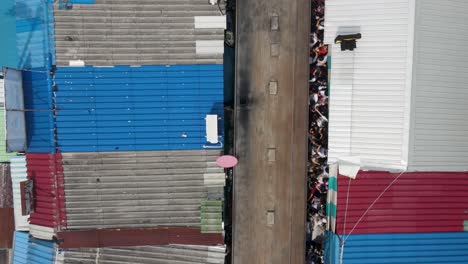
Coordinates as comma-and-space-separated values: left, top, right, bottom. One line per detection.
306, 1, 329, 263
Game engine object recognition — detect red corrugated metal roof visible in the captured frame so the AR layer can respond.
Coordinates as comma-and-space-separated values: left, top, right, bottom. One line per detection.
57, 227, 224, 248
336, 171, 468, 235
26, 153, 66, 230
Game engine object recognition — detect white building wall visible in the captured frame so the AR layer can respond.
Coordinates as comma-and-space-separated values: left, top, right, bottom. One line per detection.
408, 0, 468, 171
324, 0, 415, 171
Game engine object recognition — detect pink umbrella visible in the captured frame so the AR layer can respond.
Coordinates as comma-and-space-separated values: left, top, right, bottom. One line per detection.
216, 155, 238, 168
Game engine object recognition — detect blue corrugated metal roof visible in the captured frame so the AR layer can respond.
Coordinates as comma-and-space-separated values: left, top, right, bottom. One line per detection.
15, 0, 56, 153
12, 231, 55, 264
55, 64, 224, 152
16, 0, 55, 69
12, 232, 28, 264
23, 69, 55, 153
324, 232, 340, 264
27, 237, 56, 264
327, 232, 468, 264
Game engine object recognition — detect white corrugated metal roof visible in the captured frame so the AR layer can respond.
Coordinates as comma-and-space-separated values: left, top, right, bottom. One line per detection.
11, 156, 29, 231
325, 0, 414, 171
408, 0, 468, 171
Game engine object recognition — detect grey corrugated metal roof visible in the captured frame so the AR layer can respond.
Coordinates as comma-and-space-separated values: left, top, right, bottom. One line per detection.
59, 245, 225, 264
0, 79, 17, 162
53, 0, 224, 66
62, 150, 225, 230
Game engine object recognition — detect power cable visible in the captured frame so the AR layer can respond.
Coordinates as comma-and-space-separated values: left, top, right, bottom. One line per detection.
339, 171, 407, 264
339, 177, 352, 264
344, 171, 406, 241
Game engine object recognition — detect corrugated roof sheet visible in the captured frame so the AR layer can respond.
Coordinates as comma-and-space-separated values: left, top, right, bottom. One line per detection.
56, 227, 223, 248
62, 150, 224, 230
200, 200, 223, 233
329, 232, 468, 264
0, 108, 18, 162
57, 245, 225, 264
55, 65, 224, 152
336, 171, 468, 235
12, 231, 29, 264
0, 79, 18, 162
0, 78, 17, 161
29, 224, 56, 241
324, 0, 412, 171
23, 70, 55, 153
26, 153, 66, 230
53, 0, 224, 66
11, 156, 29, 231
0, 79, 4, 107
408, 0, 468, 172
16, 0, 55, 69
12, 231, 56, 264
